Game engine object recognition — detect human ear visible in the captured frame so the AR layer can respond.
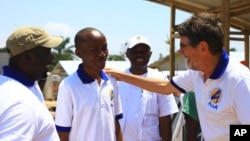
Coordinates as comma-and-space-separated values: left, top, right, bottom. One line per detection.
199, 41, 209, 52
23, 50, 36, 62
125, 51, 129, 58
148, 51, 152, 57
75, 48, 81, 58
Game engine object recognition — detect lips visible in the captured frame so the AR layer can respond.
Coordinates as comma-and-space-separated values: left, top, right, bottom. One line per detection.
135, 58, 144, 62
99, 59, 106, 64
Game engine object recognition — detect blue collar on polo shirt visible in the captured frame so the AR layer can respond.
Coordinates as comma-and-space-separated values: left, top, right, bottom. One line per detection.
77, 63, 109, 84
2, 65, 35, 87
209, 50, 229, 79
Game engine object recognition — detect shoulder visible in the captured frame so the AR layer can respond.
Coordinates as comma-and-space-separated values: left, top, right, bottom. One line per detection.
103, 72, 118, 84
59, 72, 80, 86
147, 68, 165, 78
64, 71, 78, 80
0, 78, 41, 127
224, 59, 250, 83
0, 76, 33, 98
227, 59, 249, 75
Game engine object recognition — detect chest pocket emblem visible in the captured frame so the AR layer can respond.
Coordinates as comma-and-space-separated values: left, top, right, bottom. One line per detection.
210, 88, 222, 104
208, 88, 222, 110
110, 90, 114, 107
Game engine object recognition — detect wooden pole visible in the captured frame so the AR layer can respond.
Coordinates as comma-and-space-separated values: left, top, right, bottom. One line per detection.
170, 4, 176, 78
244, 32, 250, 67
222, 0, 230, 54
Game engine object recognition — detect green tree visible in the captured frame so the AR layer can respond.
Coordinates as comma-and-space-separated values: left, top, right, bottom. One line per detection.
53, 37, 74, 54
230, 48, 237, 52
48, 37, 77, 71
0, 47, 7, 52
107, 53, 125, 61
165, 35, 170, 45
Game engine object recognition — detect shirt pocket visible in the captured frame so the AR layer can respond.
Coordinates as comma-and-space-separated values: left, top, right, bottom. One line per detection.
144, 93, 158, 114
143, 92, 159, 126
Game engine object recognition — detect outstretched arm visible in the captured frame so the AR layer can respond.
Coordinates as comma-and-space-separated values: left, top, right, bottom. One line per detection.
104, 67, 179, 95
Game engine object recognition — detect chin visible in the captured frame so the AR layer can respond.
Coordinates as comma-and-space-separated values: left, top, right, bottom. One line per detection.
40, 72, 48, 80
189, 68, 198, 71
99, 63, 106, 69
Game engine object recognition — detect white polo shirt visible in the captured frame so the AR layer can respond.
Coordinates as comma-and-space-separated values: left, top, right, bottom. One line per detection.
55, 64, 123, 141
0, 66, 59, 141
171, 51, 250, 141
119, 68, 179, 141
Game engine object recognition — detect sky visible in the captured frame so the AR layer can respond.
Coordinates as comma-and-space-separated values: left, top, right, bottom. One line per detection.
0, 0, 245, 62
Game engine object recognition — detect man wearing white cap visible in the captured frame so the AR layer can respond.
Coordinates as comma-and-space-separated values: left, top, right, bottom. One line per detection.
0, 26, 63, 140
118, 35, 178, 141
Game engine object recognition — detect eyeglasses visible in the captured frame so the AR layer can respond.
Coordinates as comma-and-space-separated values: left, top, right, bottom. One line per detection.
179, 43, 191, 54
180, 43, 190, 49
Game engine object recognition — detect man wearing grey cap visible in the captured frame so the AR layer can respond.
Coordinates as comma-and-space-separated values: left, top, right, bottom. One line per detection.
0, 26, 63, 140
118, 35, 178, 141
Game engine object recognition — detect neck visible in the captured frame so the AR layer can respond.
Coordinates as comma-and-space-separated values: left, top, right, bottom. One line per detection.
202, 54, 221, 81
129, 67, 147, 75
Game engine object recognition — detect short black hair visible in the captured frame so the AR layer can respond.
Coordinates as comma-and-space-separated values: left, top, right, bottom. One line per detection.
177, 12, 224, 55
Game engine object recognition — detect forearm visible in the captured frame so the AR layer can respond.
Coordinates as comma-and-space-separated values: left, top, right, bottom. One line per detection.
58, 132, 69, 141
105, 67, 179, 95
118, 72, 175, 95
159, 116, 172, 141
115, 120, 123, 141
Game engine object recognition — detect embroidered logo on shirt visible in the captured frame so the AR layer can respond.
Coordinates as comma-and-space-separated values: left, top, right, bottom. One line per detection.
208, 88, 222, 110
110, 90, 114, 107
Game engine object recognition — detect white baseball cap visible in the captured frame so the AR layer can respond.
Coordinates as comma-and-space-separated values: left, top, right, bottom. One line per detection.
124, 35, 151, 50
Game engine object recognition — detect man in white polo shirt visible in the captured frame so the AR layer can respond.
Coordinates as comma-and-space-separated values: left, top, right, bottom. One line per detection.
55, 27, 123, 141
0, 26, 63, 140
104, 13, 250, 141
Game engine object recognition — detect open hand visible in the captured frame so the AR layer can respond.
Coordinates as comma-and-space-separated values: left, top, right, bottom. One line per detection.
104, 67, 123, 81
